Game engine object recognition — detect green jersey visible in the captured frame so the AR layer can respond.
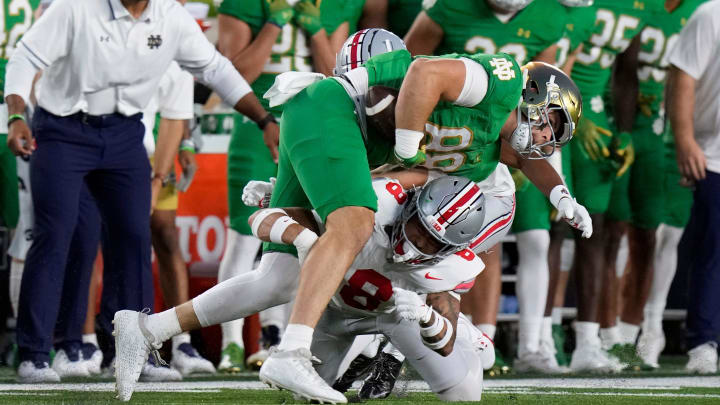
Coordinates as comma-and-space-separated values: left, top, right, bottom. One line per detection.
637, 0, 704, 118
425, 0, 566, 64
218, 0, 362, 114
556, 6, 593, 68
0, 0, 40, 99
363, 50, 523, 182
388, 0, 423, 38
570, 0, 663, 100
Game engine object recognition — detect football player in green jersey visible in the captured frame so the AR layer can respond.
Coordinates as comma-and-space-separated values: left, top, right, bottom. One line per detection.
624, 0, 702, 370
356, 0, 423, 37
250, 48, 586, 402
0, 0, 40, 238
214, 0, 361, 372
563, 0, 663, 373
404, 0, 569, 375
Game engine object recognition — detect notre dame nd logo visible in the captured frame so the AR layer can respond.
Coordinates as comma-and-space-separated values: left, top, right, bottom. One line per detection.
147, 35, 162, 49
490, 58, 515, 81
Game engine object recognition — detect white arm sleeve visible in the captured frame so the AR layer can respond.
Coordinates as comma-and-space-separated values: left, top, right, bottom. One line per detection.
454, 58, 489, 107
174, 8, 251, 107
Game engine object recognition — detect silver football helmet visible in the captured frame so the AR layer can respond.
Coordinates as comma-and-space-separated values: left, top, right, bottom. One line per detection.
334, 28, 406, 76
557, 0, 593, 6
391, 176, 486, 266
486, 0, 534, 12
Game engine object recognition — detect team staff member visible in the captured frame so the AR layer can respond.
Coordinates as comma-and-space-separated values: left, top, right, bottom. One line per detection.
4, 0, 279, 381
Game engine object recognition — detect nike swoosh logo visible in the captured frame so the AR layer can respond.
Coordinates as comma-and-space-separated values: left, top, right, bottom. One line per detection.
424, 272, 442, 280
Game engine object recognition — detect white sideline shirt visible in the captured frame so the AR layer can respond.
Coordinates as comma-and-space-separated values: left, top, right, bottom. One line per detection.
667, 0, 720, 172
142, 61, 194, 156
5, 0, 250, 117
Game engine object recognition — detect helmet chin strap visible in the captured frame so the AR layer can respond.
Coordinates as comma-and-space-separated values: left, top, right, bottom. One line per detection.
392, 239, 420, 263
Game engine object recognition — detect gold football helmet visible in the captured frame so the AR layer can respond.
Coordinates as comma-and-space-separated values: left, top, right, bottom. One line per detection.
511, 61, 583, 159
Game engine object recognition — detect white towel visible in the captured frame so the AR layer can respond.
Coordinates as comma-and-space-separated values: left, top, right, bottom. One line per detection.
263, 72, 326, 107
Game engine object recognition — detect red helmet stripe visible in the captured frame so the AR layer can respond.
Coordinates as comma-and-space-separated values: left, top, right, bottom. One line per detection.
436, 183, 481, 225
349, 29, 367, 70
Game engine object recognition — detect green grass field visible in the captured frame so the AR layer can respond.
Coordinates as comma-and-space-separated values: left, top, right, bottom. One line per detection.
1, 357, 718, 404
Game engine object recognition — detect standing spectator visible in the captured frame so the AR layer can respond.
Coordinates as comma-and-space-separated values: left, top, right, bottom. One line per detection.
666, 0, 720, 374
4, 0, 278, 383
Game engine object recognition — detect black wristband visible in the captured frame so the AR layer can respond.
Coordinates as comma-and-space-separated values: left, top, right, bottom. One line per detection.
256, 113, 277, 130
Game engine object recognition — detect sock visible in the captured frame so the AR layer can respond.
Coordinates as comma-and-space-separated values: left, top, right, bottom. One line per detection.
551, 307, 563, 325
172, 332, 192, 352
360, 336, 382, 358
541, 317, 554, 349
574, 321, 600, 347
618, 321, 640, 344
82, 333, 99, 347
477, 323, 496, 341
644, 305, 664, 334
221, 319, 245, 350
600, 326, 621, 349
277, 323, 314, 351
146, 308, 182, 343
518, 316, 543, 356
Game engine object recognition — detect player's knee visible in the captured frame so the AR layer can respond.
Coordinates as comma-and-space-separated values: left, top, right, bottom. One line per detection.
325, 206, 374, 250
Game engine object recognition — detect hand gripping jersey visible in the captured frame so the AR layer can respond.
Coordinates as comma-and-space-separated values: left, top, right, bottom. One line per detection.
218, 0, 364, 114
329, 178, 484, 317
363, 49, 523, 183
425, 0, 566, 65
570, 0, 664, 104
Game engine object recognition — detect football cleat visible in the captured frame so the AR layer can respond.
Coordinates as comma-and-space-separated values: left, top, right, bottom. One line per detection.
218, 342, 245, 374
171, 343, 216, 376
17, 360, 61, 383
685, 342, 718, 374
552, 324, 571, 366
570, 345, 625, 373
52, 347, 90, 378
358, 352, 403, 400
607, 343, 654, 371
332, 354, 374, 393
246, 349, 270, 371
637, 329, 665, 369
81, 343, 104, 375
486, 348, 511, 377
259, 348, 347, 404
514, 350, 569, 374
140, 356, 183, 382
247, 325, 281, 370
113, 310, 163, 402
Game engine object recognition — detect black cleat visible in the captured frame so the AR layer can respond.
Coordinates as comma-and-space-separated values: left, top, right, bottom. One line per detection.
358, 353, 403, 399
332, 354, 375, 393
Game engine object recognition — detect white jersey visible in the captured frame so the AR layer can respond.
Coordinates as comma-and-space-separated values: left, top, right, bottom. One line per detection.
329, 178, 484, 317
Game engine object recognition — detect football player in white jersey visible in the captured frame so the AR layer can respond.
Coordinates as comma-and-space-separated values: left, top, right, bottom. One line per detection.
112, 175, 493, 402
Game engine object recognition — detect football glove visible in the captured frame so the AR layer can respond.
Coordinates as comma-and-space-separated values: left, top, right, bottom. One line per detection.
550, 185, 592, 238
294, 0, 323, 35
609, 131, 635, 178
242, 178, 275, 207
268, 0, 294, 27
575, 116, 612, 161
393, 287, 433, 323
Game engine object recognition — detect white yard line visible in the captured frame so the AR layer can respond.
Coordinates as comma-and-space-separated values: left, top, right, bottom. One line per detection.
0, 376, 718, 394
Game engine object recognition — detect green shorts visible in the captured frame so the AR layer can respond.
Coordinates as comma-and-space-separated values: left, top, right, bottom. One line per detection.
0, 134, 19, 228
512, 182, 551, 232
607, 114, 665, 228
570, 109, 617, 214
662, 140, 693, 228
264, 79, 377, 254
227, 114, 278, 235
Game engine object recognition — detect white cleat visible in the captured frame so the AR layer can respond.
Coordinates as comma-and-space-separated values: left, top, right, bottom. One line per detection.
17, 360, 61, 383
259, 348, 347, 404
514, 351, 569, 374
171, 343, 216, 376
570, 345, 625, 373
685, 342, 718, 374
246, 349, 271, 370
52, 349, 90, 378
637, 330, 665, 369
113, 310, 163, 402
457, 313, 495, 370
140, 358, 183, 382
81, 343, 104, 375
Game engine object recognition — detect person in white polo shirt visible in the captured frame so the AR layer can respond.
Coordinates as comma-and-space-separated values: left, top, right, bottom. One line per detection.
666, 0, 720, 375
3, 0, 279, 382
